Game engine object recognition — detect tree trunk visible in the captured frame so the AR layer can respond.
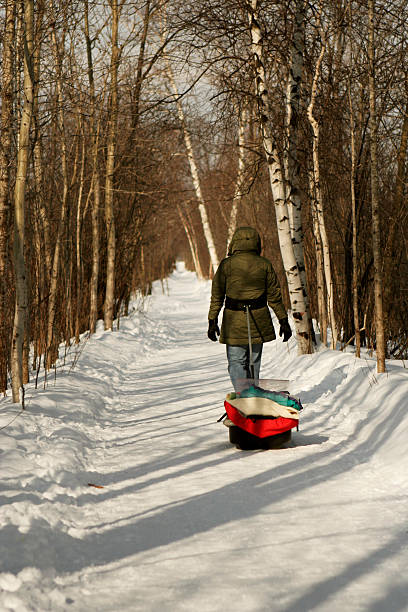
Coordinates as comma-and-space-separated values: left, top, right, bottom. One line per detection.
75, 115, 86, 343
347, 7, 361, 358
349, 99, 361, 358
247, 0, 312, 354
46, 18, 70, 368
285, 0, 308, 294
84, 0, 101, 335
165, 59, 219, 276
103, 0, 120, 330
285, 0, 315, 342
11, 0, 34, 402
32, 1, 47, 362
368, 0, 386, 372
309, 172, 327, 346
0, 0, 15, 393
89, 171, 101, 334
306, 20, 338, 349
177, 203, 204, 279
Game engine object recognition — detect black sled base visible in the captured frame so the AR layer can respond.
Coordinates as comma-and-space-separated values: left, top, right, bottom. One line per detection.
229, 425, 291, 450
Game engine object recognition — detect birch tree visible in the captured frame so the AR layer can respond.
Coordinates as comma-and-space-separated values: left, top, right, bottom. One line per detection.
284, 0, 316, 343
246, 0, 312, 354
285, 0, 308, 297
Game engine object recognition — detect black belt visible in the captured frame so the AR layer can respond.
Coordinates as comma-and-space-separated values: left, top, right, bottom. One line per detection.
225, 292, 267, 311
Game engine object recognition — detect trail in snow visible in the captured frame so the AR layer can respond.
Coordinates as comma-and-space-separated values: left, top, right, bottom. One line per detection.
0, 262, 407, 612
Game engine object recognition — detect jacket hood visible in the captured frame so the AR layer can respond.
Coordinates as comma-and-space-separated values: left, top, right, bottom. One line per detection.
228, 227, 261, 256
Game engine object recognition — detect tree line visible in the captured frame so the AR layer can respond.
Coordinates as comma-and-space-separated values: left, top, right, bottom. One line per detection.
1, 0, 407, 403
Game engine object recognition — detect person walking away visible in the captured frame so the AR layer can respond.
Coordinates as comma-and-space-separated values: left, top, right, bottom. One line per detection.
207, 227, 292, 390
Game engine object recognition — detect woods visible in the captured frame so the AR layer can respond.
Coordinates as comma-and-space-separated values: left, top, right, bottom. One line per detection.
0, 0, 407, 402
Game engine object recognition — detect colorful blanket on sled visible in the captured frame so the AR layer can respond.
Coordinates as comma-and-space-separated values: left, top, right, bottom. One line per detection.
224, 385, 303, 438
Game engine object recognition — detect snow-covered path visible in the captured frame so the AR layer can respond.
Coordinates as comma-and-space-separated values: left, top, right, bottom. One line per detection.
1, 264, 407, 611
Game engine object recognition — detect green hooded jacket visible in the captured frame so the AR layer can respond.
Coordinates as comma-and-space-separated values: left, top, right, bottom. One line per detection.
208, 227, 287, 345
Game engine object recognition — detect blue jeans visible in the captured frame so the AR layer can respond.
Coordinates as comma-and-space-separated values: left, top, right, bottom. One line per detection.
226, 344, 263, 391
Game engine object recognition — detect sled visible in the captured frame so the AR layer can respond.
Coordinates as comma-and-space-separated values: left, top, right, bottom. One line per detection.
227, 423, 292, 450
222, 378, 302, 451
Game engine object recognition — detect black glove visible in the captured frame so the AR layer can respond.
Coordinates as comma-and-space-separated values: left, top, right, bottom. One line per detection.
279, 317, 292, 342
208, 319, 220, 342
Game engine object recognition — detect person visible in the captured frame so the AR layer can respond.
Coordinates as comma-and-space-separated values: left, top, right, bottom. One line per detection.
207, 226, 292, 390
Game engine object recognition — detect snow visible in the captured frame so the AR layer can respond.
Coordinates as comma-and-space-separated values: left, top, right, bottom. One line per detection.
1, 261, 407, 612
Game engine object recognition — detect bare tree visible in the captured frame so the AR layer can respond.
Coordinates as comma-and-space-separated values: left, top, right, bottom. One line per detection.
368, 0, 385, 372
11, 0, 35, 402
309, 170, 327, 345
0, 0, 15, 393
84, 0, 100, 334
347, 1, 361, 357
46, 7, 71, 368
103, 0, 121, 330
306, 7, 338, 349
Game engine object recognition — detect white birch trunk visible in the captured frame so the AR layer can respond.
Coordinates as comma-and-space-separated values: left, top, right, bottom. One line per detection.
11, 0, 34, 402
285, 0, 307, 288
284, 76, 292, 230
227, 105, 248, 251
368, 0, 386, 372
165, 61, 219, 276
247, 0, 312, 354
306, 25, 338, 349
285, 0, 315, 342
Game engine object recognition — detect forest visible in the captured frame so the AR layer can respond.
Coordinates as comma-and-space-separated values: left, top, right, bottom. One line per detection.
0, 0, 407, 403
